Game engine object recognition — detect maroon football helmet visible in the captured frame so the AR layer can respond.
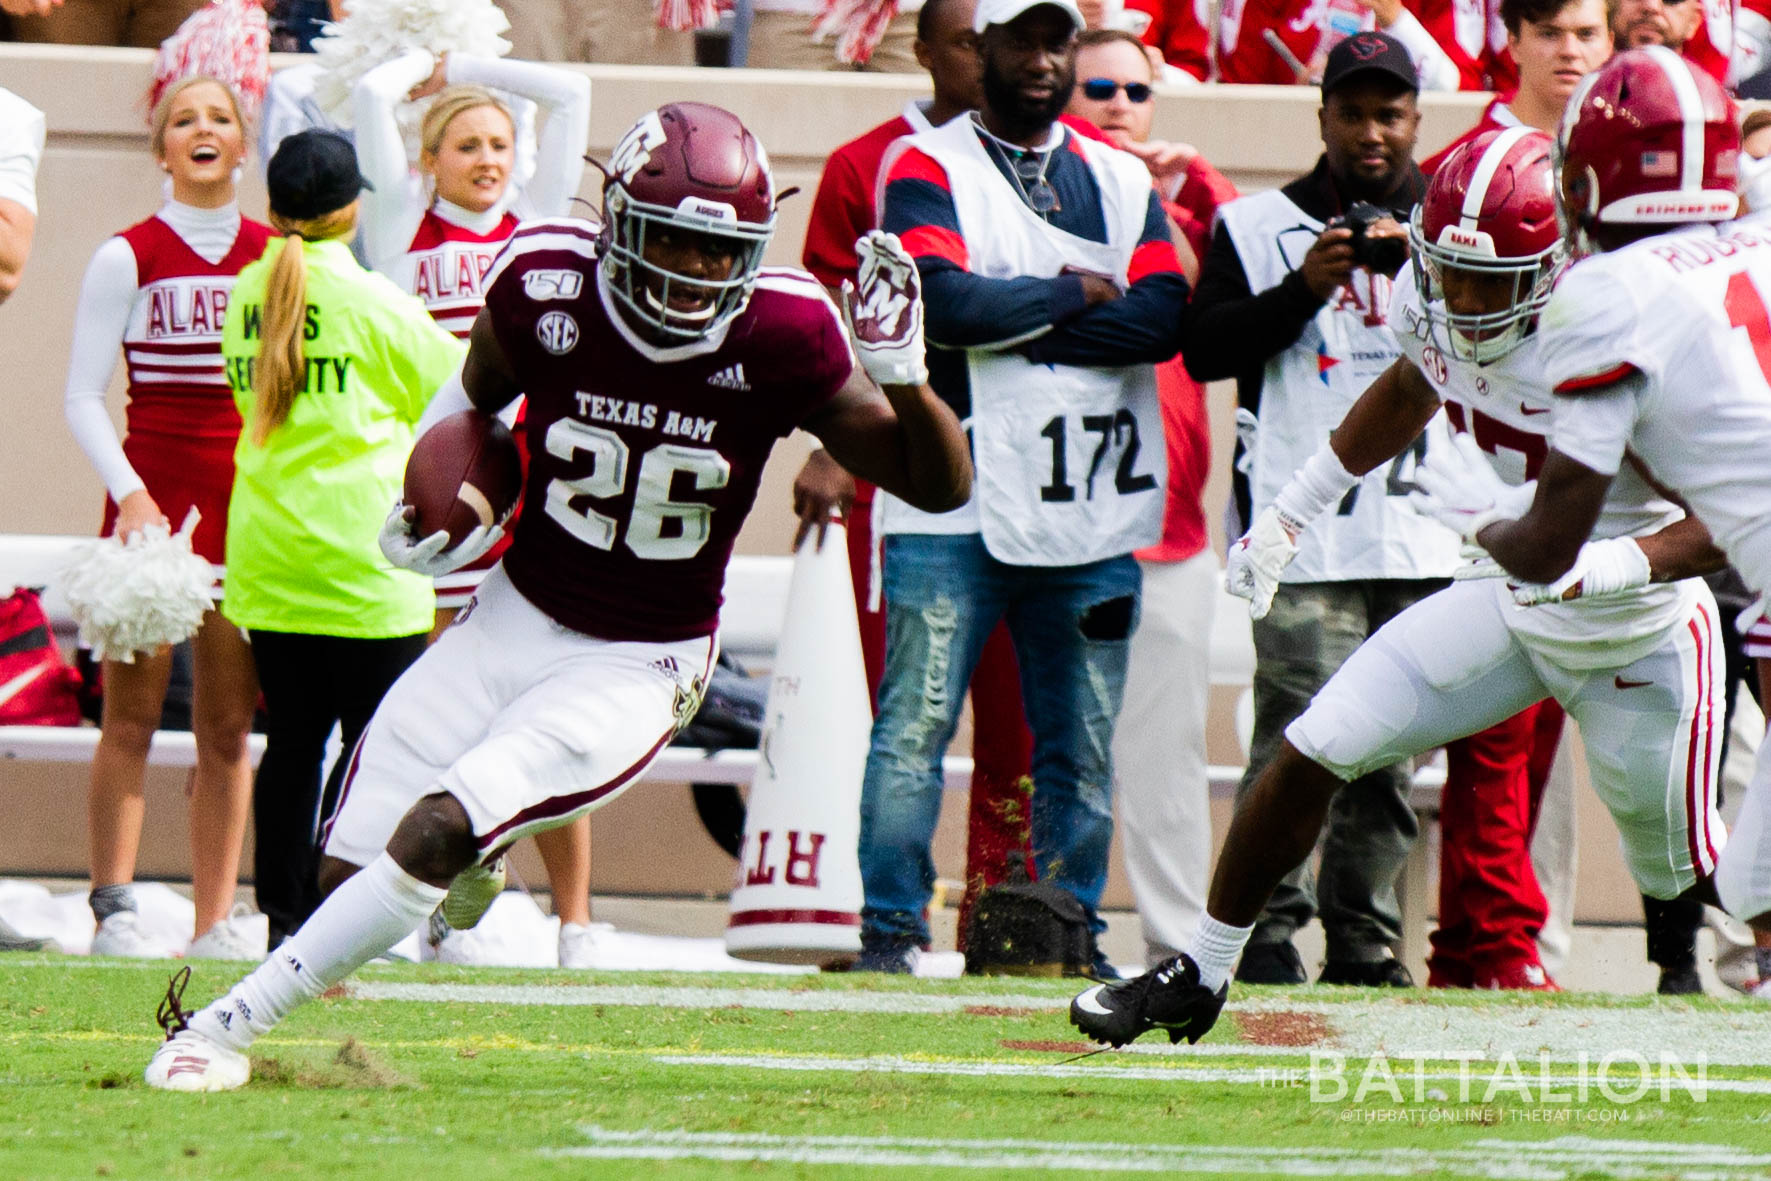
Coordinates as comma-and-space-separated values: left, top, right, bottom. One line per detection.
1557, 47, 1739, 255
1409, 127, 1561, 362
601, 102, 777, 340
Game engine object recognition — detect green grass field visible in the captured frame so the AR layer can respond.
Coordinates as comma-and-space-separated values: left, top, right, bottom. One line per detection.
6, 956, 1771, 1179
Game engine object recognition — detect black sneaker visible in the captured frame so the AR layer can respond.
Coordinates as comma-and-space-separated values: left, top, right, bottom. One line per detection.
1069, 953, 1228, 1047
1318, 956, 1415, 987
853, 943, 916, 974
1657, 964, 1703, 995
1236, 940, 1307, 985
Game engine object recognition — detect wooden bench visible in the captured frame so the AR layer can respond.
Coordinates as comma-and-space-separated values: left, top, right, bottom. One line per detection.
0, 534, 1444, 968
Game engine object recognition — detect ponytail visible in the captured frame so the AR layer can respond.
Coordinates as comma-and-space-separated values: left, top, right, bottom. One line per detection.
251, 231, 308, 445
251, 203, 359, 445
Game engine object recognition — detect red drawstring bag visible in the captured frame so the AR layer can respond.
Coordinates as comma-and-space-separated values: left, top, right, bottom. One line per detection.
0, 588, 83, 727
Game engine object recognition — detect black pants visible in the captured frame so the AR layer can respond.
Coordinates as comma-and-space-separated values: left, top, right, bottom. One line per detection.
248, 629, 428, 947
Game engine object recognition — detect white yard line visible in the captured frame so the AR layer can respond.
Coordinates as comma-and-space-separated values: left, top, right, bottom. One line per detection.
537, 1128, 1771, 1178
347, 981, 1771, 1067
348, 981, 1072, 1014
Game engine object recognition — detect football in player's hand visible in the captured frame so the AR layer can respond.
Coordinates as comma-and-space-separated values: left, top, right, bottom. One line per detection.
403, 410, 523, 547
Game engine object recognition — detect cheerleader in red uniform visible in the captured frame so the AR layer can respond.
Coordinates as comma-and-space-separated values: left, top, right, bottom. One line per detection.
63, 76, 271, 960
351, 49, 599, 966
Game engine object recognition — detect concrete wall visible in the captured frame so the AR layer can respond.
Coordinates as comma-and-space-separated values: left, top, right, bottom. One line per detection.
0, 47, 1652, 924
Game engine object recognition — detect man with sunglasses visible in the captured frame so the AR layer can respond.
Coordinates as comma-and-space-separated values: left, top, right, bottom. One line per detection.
857, 0, 1189, 976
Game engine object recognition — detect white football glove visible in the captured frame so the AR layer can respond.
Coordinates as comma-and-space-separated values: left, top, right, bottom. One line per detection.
377, 503, 503, 578
1408, 432, 1537, 545
841, 229, 928, 387
1226, 507, 1303, 621
1508, 537, 1651, 606
1451, 541, 1508, 581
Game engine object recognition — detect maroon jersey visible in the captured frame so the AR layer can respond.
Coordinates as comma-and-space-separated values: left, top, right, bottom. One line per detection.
481, 219, 853, 642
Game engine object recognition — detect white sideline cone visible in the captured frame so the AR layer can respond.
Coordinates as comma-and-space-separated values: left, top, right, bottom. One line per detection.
725, 521, 869, 967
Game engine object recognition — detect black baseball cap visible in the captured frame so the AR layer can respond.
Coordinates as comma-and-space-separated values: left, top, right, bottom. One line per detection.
1320, 30, 1418, 97
266, 130, 373, 221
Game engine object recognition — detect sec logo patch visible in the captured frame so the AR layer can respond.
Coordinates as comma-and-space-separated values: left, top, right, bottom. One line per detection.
537, 310, 579, 356
1421, 344, 1448, 385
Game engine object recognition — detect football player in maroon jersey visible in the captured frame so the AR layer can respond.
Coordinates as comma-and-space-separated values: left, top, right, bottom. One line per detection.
145, 103, 972, 1092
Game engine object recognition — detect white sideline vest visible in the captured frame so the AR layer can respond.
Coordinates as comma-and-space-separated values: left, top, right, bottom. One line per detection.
1218, 188, 1460, 583
879, 118, 1166, 567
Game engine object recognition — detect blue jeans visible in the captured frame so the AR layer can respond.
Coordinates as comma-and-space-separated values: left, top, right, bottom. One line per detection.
859, 533, 1141, 948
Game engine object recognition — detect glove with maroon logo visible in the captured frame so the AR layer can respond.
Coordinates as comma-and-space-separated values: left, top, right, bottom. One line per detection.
842, 230, 928, 387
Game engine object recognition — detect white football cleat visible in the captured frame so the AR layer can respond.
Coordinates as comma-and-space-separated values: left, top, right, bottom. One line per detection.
144, 966, 249, 1092
440, 858, 506, 931
145, 1028, 250, 1092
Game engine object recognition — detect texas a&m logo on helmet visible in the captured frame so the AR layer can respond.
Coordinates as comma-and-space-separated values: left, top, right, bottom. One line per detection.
599, 103, 777, 342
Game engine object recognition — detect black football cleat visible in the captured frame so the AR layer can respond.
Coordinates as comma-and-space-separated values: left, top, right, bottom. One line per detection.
1068, 953, 1228, 1048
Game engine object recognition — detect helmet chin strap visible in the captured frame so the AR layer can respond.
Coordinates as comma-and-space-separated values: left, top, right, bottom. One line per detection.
1449, 317, 1529, 363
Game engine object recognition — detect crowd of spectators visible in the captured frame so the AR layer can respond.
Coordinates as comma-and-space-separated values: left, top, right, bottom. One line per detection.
4, 0, 1767, 97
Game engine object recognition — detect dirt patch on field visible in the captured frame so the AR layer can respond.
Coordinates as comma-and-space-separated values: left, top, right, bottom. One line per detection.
964, 1005, 1041, 1018
1000, 1039, 1096, 1054
1232, 1010, 1332, 1047
254, 1037, 410, 1089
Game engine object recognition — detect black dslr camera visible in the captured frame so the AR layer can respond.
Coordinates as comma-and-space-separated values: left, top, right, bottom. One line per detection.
1330, 200, 1410, 276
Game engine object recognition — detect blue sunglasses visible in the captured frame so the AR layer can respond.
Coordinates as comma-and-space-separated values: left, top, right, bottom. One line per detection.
1081, 78, 1154, 102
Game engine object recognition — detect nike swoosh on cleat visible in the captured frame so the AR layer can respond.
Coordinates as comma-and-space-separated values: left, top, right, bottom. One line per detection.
1072, 986, 1115, 1016
1615, 676, 1652, 689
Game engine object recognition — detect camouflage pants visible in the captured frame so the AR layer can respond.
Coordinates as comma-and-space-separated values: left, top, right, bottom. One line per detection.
1236, 579, 1448, 963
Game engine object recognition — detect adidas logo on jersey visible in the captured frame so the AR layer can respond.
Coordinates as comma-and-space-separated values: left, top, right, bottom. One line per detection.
707, 363, 750, 392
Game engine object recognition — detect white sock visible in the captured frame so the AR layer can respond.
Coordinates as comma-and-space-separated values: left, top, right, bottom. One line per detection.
1187, 914, 1255, 992
192, 854, 446, 1052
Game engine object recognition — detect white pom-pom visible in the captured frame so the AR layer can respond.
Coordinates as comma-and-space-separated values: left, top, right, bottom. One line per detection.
60, 510, 216, 664
310, 0, 512, 127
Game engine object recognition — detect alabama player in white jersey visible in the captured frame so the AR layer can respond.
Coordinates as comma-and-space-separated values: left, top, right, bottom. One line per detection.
143, 103, 972, 1091
352, 50, 594, 965
1069, 125, 1731, 1049
1428, 48, 1771, 934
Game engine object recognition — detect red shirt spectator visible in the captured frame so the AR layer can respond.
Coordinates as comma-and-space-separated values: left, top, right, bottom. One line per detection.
1127, 0, 1213, 79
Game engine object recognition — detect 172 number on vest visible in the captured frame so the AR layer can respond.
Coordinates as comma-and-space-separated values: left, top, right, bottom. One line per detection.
1037, 410, 1157, 503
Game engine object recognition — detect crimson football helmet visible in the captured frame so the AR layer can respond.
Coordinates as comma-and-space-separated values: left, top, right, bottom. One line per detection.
1410, 127, 1561, 363
601, 102, 777, 341
1556, 47, 1739, 256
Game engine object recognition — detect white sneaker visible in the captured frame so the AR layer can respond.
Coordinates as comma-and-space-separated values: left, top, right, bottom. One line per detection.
440, 858, 506, 931
187, 907, 265, 962
433, 926, 503, 965
558, 921, 616, 969
92, 912, 173, 958
144, 1028, 250, 1092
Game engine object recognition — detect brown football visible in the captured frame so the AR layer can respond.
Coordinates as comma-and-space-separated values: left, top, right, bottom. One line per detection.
402, 410, 523, 547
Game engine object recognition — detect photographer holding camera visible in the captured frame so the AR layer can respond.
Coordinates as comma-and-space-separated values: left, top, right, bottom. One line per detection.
1177, 31, 1463, 988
